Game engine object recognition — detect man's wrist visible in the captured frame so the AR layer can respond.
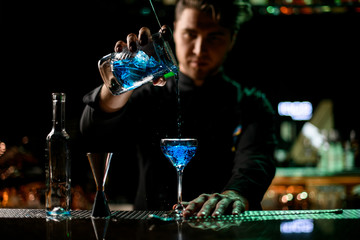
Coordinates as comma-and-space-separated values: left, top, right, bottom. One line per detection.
99, 84, 133, 113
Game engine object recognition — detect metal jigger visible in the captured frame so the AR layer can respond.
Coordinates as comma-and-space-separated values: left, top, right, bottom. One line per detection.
87, 152, 113, 218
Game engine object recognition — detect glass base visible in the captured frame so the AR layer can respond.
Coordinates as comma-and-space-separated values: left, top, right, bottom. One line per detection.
174, 203, 184, 215
92, 191, 111, 218
46, 207, 71, 221
46, 207, 71, 217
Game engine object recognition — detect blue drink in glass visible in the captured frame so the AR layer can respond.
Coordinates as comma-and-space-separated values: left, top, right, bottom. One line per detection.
98, 31, 178, 95
160, 138, 198, 217
161, 141, 197, 171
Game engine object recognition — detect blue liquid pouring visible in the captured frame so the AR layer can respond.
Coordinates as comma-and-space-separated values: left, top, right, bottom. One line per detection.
161, 142, 197, 171
112, 50, 168, 89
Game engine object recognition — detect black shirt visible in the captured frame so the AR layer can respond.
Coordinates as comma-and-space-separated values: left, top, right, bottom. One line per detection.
80, 71, 277, 210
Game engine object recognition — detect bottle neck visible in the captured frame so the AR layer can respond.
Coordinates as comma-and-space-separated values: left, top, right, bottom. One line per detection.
52, 93, 66, 131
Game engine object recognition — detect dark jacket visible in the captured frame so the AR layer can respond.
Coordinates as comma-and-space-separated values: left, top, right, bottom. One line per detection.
80, 71, 277, 210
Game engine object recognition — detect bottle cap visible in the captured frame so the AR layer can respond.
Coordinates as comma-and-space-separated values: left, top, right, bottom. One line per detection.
52, 93, 66, 102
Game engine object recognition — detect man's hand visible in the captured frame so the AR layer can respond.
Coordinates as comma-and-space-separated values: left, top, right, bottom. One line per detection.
182, 190, 248, 218
115, 26, 168, 87
99, 26, 169, 113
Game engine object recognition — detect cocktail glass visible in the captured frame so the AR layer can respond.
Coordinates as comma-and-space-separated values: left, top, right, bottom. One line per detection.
160, 138, 198, 218
87, 152, 113, 218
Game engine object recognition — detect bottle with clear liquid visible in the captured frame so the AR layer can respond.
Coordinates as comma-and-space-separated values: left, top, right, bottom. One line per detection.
45, 93, 71, 217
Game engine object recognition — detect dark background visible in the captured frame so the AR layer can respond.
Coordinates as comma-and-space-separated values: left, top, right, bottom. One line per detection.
1, 1, 360, 200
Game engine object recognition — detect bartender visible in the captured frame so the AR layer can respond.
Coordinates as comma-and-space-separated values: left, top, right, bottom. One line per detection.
80, 0, 277, 217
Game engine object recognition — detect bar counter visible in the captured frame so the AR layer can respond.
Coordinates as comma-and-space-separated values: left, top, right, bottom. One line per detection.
1, 208, 359, 239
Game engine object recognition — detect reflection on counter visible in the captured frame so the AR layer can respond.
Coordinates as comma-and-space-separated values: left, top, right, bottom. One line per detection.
1, 208, 359, 239
91, 218, 110, 240
280, 219, 314, 234
47, 217, 72, 240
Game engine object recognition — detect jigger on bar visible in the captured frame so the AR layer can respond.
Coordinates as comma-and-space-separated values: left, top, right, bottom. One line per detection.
87, 152, 113, 218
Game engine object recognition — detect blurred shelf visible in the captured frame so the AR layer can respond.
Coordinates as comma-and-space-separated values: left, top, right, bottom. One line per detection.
276, 167, 360, 177
273, 167, 360, 186
250, 1, 360, 15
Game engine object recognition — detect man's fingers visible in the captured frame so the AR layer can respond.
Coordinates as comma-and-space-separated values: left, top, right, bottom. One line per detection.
181, 201, 190, 207
153, 77, 166, 87
183, 192, 247, 218
160, 25, 172, 41
232, 199, 246, 215
187, 194, 208, 210
139, 27, 151, 46
115, 27, 150, 53
114, 40, 127, 52
173, 201, 190, 211
183, 194, 209, 217
127, 33, 138, 52
197, 193, 222, 217
212, 198, 231, 216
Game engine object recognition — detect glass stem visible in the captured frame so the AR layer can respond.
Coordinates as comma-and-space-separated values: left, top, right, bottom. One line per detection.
176, 169, 184, 213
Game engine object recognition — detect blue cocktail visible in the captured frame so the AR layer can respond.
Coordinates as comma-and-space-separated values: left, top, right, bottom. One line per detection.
160, 138, 198, 217
112, 50, 177, 91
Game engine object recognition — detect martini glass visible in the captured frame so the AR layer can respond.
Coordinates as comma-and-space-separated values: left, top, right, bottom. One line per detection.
87, 152, 113, 218
160, 138, 198, 218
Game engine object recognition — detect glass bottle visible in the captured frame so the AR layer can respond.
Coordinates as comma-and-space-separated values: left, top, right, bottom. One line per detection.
45, 93, 71, 217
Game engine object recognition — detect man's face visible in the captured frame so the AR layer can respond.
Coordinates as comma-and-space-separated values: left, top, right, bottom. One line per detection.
173, 8, 235, 82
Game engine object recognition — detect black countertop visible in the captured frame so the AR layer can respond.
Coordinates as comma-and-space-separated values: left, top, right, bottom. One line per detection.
1, 209, 359, 240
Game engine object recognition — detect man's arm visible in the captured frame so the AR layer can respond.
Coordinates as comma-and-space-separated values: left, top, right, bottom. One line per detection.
224, 91, 277, 210
183, 90, 277, 217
